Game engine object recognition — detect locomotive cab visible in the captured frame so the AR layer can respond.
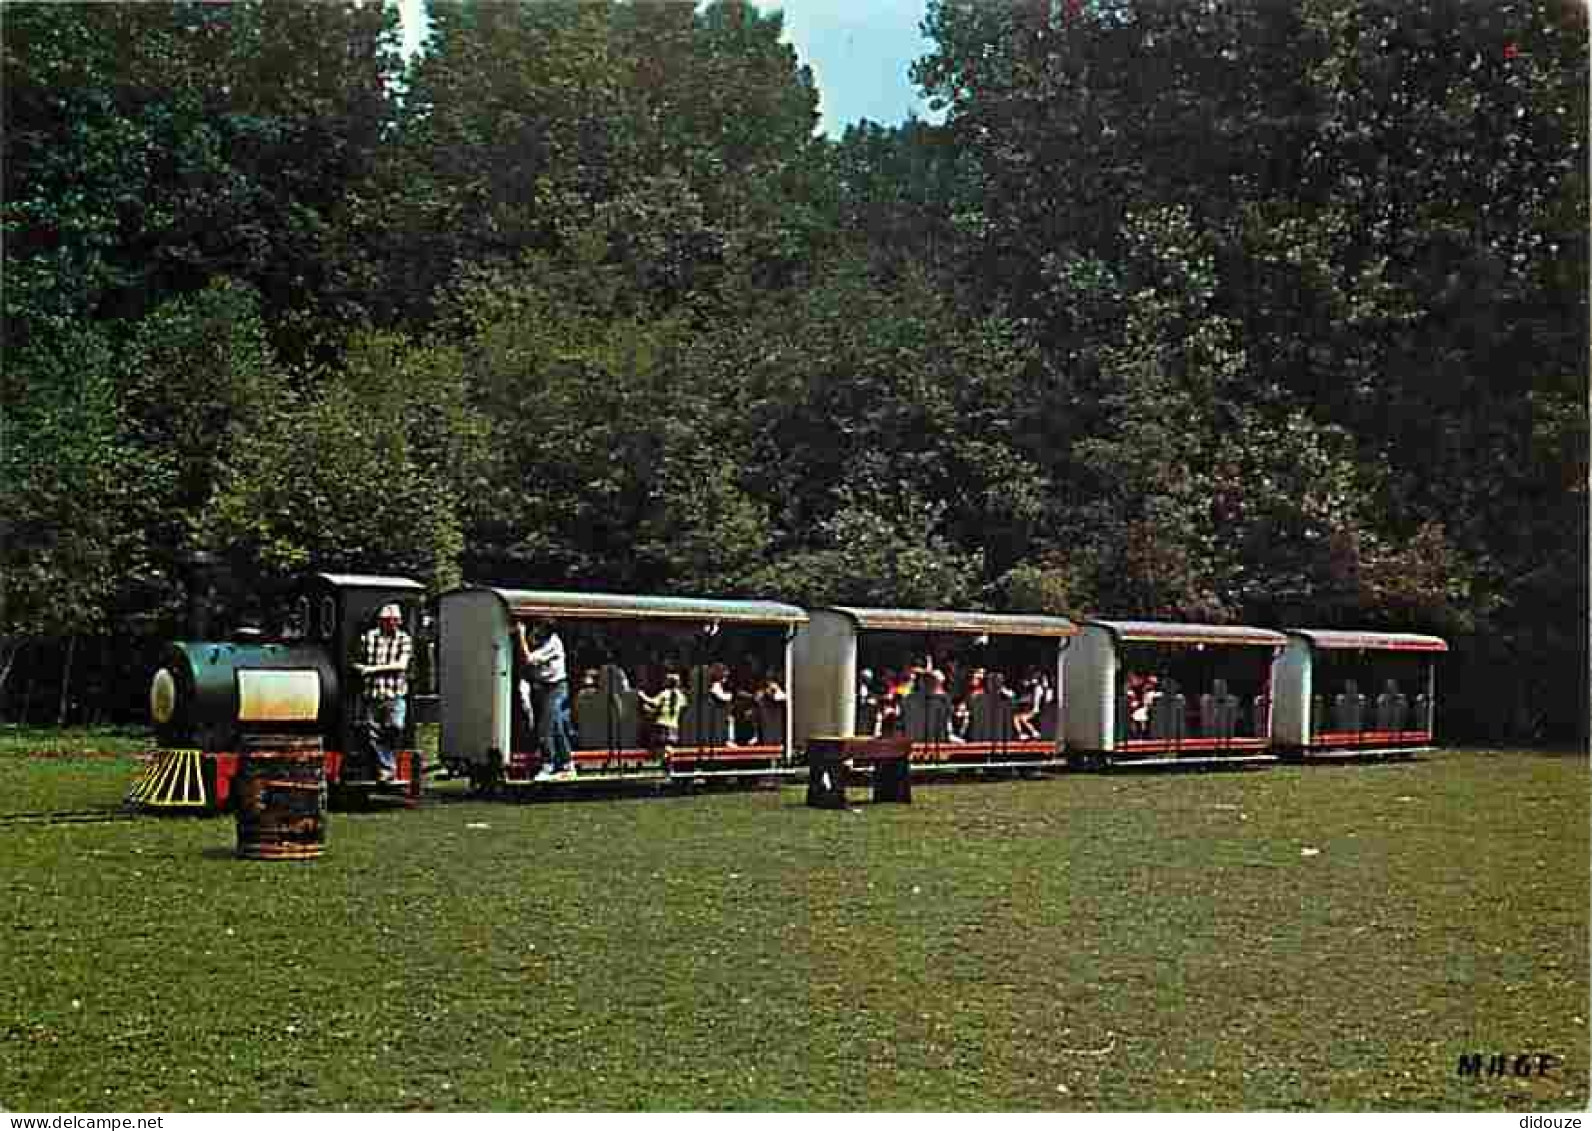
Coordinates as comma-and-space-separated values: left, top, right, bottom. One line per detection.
302, 573, 428, 788
140, 572, 427, 810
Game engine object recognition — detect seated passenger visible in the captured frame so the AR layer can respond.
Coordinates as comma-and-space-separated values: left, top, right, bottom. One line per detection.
932, 674, 964, 743
910, 654, 944, 689
732, 686, 760, 744
756, 674, 787, 745
892, 669, 916, 732
1130, 673, 1161, 737
1013, 670, 1045, 741
877, 669, 903, 735
707, 662, 736, 746
856, 668, 879, 737
987, 671, 1018, 739
951, 697, 971, 741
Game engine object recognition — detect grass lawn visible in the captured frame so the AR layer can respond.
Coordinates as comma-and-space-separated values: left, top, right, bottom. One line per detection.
0, 734, 1585, 1111
0, 726, 153, 758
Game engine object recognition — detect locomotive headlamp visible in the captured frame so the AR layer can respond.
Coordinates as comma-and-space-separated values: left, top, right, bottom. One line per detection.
150, 667, 177, 725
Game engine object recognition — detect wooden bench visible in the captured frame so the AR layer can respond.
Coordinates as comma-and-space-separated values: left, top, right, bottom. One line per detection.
806, 735, 912, 809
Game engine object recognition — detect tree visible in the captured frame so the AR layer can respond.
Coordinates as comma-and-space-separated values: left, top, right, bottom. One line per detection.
2, 1, 399, 359
746, 494, 984, 610
438, 243, 777, 592
196, 331, 491, 593
825, 117, 981, 281
350, 0, 824, 330
0, 328, 139, 714
706, 253, 1048, 599
110, 280, 287, 630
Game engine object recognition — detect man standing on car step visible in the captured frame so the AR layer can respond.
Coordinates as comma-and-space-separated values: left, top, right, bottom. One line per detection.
519, 620, 576, 781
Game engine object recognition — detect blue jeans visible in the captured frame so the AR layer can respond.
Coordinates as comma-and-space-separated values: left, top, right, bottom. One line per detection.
535, 681, 574, 770
362, 695, 406, 775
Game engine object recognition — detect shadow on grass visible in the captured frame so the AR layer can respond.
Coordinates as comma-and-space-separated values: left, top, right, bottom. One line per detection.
1093, 760, 1278, 776
1281, 754, 1431, 770
423, 777, 762, 807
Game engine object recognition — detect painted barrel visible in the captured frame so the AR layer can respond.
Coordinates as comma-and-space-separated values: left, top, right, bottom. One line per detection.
235, 736, 326, 860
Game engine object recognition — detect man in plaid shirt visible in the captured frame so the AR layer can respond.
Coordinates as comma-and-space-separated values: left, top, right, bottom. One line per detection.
355, 603, 412, 782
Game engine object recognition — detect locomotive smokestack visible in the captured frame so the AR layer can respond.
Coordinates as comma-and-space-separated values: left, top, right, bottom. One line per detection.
178, 549, 224, 640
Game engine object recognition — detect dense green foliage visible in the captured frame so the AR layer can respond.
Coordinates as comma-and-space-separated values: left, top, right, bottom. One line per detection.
1, 0, 1584, 741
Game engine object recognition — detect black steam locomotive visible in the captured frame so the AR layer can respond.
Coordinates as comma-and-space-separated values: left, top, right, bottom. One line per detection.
135, 572, 427, 810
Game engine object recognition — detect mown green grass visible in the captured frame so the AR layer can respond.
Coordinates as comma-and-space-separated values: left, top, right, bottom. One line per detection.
0, 728, 156, 816
0, 741, 1585, 1111
0, 726, 153, 759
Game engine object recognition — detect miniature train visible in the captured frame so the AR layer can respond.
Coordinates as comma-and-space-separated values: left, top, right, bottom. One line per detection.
132, 571, 1447, 810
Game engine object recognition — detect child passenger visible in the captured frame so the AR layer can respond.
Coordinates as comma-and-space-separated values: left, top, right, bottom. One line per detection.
639, 672, 688, 765
1013, 671, 1045, 741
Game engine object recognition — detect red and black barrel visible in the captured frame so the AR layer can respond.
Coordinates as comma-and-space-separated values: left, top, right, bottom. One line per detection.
234, 736, 327, 860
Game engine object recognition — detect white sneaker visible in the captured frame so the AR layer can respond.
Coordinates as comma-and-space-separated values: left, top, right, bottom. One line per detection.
533, 766, 557, 782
